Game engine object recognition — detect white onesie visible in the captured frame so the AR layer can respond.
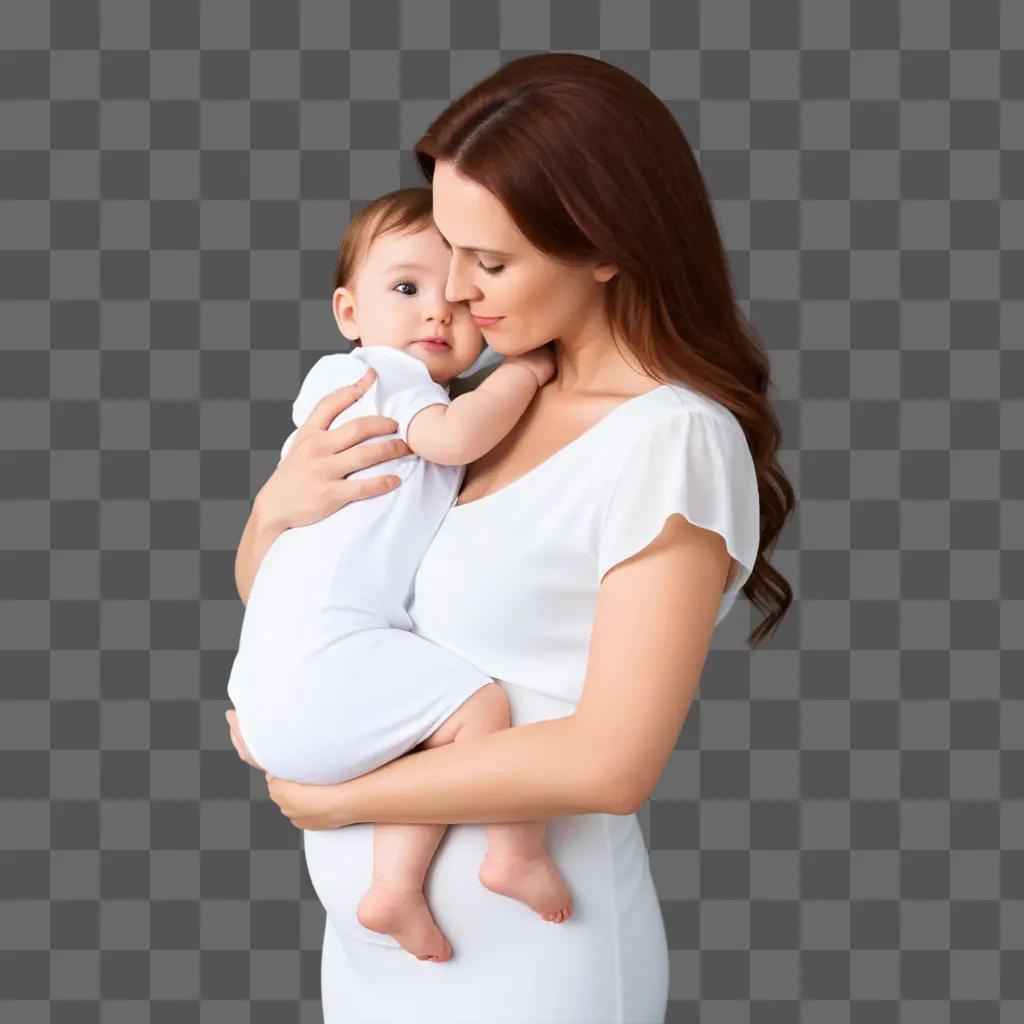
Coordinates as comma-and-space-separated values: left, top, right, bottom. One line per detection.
226, 345, 494, 785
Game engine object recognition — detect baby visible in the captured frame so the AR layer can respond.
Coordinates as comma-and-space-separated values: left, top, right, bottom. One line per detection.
226, 187, 572, 963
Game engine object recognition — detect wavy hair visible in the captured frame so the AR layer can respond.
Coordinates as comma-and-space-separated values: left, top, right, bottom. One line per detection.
415, 52, 794, 647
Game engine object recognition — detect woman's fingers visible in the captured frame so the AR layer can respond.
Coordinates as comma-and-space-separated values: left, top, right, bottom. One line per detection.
265, 776, 343, 831
329, 437, 411, 475
322, 414, 408, 454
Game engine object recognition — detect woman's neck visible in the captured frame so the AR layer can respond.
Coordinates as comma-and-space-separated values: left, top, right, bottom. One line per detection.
550, 322, 656, 397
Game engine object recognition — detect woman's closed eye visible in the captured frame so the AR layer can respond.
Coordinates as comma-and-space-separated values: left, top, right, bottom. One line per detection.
395, 261, 502, 295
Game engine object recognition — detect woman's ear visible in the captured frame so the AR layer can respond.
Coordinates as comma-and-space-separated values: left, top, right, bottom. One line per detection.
593, 262, 619, 283
332, 287, 360, 342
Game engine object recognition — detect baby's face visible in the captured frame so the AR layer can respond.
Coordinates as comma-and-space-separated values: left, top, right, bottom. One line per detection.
333, 225, 484, 386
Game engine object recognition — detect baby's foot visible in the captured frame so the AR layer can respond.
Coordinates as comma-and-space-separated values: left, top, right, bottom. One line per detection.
478, 851, 574, 924
356, 880, 453, 962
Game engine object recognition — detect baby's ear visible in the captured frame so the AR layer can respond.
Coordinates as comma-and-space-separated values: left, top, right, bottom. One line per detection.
332, 287, 360, 341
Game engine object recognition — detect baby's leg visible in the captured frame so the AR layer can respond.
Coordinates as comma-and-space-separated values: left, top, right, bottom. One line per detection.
227, 625, 494, 787
357, 684, 572, 963
354, 685, 508, 962
446, 688, 573, 925
356, 819, 452, 962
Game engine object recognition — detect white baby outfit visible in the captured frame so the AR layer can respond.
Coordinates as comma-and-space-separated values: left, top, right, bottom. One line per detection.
226, 345, 495, 785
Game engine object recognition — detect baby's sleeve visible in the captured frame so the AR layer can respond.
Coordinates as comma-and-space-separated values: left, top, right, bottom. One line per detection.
277, 353, 367, 461
596, 410, 761, 624
347, 347, 450, 445
382, 362, 450, 445
391, 388, 449, 446
291, 353, 367, 426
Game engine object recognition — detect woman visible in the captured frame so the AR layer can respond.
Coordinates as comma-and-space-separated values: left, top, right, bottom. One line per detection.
229, 53, 794, 1023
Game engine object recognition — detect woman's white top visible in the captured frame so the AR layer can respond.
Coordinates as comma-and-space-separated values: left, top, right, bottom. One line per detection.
303, 377, 761, 1023
410, 378, 761, 696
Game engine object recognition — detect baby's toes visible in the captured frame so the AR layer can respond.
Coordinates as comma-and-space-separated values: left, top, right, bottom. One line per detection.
544, 899, 573, 924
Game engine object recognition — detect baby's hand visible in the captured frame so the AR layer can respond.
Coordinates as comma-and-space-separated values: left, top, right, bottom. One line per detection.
507, 343, 556, 388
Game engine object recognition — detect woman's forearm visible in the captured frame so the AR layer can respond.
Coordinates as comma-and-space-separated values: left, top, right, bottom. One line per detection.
325, 714, 629, 826
234, 498, 288, 606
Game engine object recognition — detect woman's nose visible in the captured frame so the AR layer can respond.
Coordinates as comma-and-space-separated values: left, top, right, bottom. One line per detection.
426, 295, 453, 325
445, 260, 477, 304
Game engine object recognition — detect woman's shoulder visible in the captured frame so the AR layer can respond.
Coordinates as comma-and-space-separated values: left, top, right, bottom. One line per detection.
650, 380, 736, 417
612, 379, 748, 455
596, 380, 760, 602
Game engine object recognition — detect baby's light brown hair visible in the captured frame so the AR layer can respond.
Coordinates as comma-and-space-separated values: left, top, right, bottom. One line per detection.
332, 187, 435, 295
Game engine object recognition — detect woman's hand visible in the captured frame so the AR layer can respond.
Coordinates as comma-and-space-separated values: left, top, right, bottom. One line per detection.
226, 708, 348, 829
264, 775, 351, 831
254, 365, 413, 531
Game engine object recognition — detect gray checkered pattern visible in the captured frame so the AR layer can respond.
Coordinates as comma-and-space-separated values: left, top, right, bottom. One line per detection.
1, 0, 1021, 1021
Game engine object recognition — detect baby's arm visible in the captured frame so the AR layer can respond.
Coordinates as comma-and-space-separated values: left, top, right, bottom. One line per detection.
405, 361, 546, 466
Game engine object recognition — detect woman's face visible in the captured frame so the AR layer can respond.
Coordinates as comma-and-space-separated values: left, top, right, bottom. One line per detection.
430, 160, 617, 357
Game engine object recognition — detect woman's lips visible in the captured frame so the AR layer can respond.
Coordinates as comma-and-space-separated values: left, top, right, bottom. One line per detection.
471, 314, 504, 327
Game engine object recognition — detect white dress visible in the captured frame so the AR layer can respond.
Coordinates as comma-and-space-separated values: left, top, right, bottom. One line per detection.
302, 379, 762, 1023
227, 345, 494, 785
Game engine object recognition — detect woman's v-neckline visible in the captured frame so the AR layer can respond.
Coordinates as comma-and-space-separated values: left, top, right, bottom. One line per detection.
449, 383, 672, 513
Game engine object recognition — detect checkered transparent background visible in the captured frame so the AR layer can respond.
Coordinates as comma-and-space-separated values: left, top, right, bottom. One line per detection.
1, 0, 1022, 1021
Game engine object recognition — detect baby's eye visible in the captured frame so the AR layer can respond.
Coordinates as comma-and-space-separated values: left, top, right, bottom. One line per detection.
394, 282, 417, 296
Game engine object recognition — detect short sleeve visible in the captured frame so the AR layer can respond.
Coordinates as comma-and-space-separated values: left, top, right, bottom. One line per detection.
392, 393, 449, 445
274, 354, 366, 463
290, 353, 367, 427
355, 347, 451, 445
280, 349, 450, 456
597, 410, 760, 624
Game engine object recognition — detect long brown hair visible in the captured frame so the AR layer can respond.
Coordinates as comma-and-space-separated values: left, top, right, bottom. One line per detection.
414, 52, 794, 647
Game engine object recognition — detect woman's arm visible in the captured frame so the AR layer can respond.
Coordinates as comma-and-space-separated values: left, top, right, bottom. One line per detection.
264, 512, 730, 830
234, 497, 288, 606
266, 712, 624, 829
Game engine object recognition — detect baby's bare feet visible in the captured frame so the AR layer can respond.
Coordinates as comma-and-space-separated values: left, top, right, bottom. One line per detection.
356, 880, 453, 962
478, 851, 574, 924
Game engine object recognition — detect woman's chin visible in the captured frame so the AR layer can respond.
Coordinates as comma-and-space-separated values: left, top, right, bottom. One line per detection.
479, 333, 511, 352
484, 335, 549, 357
